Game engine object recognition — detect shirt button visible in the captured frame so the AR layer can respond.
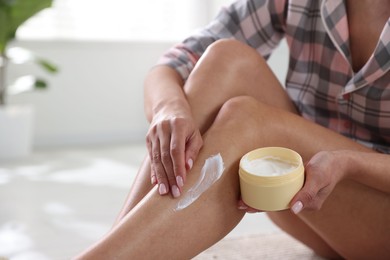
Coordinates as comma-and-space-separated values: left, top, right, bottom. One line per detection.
343, 93, 350, 100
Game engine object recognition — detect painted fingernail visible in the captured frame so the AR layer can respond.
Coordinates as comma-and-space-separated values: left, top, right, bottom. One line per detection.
172, 185, 181, 198
292, 201, 303, 214
187, 159, 193, 170
151, 175, 157, 185
238, 205, 248, 210
159, 183, 167, 195
176, 176, 184, 188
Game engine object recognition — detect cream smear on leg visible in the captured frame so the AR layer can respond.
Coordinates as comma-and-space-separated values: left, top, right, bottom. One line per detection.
174, 153, 224, 211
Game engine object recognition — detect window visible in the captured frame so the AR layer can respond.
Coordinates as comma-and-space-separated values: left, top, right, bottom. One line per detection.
18, 0, 233, 41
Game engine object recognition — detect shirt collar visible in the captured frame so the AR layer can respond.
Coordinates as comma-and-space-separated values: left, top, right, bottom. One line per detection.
321, 0, 351, 64
347, 20, 390, 93
321, 0, 390, 93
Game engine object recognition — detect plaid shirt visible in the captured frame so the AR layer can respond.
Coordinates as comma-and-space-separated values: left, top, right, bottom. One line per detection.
157, 0, 390, 153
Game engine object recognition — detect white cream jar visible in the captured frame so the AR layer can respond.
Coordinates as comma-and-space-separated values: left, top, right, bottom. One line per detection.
239, 147, 304, 211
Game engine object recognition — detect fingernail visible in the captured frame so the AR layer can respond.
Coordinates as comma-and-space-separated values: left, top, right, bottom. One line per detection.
159, 184, 167, 195
176, 176, 184, 188
171, 185, 180, 198
292, 201, 303, 214
187, 159, 193, 170
238, 205, 248, 210
151, 175, 157, 185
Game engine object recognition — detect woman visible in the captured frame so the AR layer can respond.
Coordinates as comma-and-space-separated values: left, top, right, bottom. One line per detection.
76, 0, 390, 259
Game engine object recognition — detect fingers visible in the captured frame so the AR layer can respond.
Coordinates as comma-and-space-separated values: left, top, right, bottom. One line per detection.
146, 116, 202, 198
290, 151, 342, 214
237, 199, 263, 213
185, 131, 203, 172
290, 174, 326, 214
147, 121, 179, 198
159, 128, 179, 197
291, 179, 334, 213
171, 125, 187, 186
149, 137, 170, 195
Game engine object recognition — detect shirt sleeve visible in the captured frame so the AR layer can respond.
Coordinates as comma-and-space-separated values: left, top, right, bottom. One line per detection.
157, 0, 287, 81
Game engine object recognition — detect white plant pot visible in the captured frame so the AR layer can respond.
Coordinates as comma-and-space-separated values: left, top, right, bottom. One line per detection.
0, 105, 34, 160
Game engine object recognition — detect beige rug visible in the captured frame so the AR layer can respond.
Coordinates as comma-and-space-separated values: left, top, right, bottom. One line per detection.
194, 233, 326, 260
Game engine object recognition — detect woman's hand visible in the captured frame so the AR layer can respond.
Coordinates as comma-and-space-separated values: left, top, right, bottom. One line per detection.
237, 151, 349, 214
237, 199, 263, 213
146, 107, 203, 198
290, 151, 348, 214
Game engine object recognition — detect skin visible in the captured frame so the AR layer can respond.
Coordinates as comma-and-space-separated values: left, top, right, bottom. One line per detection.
75, 1, 390, 259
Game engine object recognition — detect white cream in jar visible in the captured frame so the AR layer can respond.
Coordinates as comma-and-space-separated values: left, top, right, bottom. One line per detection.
241, 156, 298, 176
239, 147, 305, 211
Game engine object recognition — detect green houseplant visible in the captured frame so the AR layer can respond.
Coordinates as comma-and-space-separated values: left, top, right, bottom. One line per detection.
0, 0, 58, 105
0, 0, 57, 159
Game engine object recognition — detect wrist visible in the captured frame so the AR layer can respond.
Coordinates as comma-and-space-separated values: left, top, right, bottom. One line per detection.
144, 65, 185, 120
332, 150, 360, 181
152, 98, 191, 118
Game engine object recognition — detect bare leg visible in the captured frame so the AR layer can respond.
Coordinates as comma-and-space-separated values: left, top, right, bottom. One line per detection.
113, 40, 348, 257
115, 39, 295, 222
114, 156, 153, 223
268, 211, 341, 258
79, 118, 250, 259
100, 40, 389, 259
77, 96, 389, 259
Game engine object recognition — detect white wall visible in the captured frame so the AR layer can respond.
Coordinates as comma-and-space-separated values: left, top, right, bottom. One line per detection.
8, 40, 174, 147
8, 38, 288, 148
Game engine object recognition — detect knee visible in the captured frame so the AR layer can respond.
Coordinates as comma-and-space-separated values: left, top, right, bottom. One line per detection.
204, 39, 267, 73
214, 96, 273, 131
211, 96, 291, 142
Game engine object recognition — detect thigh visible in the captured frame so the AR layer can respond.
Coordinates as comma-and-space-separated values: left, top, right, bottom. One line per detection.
214, 97, 390, 259
183, 39, 297, 134
299, 180, 390, 259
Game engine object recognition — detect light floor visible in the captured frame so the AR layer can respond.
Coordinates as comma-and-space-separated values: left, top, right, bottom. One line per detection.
0, 144, 281, 260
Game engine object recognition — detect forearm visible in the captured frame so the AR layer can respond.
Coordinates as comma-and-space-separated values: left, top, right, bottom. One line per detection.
144, 65, 191, 122
340, 150, 390, 194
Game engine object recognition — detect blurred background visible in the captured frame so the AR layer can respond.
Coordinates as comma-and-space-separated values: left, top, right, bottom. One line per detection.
0, 0, 289, 259
8, 0, 224, 147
